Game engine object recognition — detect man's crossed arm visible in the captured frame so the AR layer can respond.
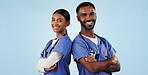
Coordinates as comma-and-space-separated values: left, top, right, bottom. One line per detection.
79, 55, 120, 73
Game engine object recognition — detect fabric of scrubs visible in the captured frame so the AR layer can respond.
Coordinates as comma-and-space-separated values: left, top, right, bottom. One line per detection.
72, 34, 116, 75
41, 35, 72, 75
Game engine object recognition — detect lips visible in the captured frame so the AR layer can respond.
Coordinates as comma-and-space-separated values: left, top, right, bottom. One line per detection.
53, 25, 60, 30
85, 21, 93, 25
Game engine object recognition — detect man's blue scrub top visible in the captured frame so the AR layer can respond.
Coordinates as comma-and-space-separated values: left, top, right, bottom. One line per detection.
41, 35, 72, 75
72, 34, 116, 75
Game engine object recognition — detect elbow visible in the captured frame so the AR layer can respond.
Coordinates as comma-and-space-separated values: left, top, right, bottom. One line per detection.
115, 64, 121, 72
36, 67, 44, 73
117, 65, 121, 72
36, 64, 40, 72
36, 68, 40, 72
114, 61, 121, 72
117, 62, 121, 72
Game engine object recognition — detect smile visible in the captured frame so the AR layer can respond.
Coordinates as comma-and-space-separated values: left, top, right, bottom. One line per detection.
53, 25, 60, 29
85, 21, 93, 25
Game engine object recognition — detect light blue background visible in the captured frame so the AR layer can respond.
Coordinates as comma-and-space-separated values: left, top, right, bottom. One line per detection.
0, 0, 148, 75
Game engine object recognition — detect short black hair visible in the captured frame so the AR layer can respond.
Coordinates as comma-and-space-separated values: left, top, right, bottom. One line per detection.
53, 9, 70, 22
76, 2, 95, 14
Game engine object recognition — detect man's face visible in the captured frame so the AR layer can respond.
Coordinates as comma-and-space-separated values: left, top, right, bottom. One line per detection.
77, 6, 96, 30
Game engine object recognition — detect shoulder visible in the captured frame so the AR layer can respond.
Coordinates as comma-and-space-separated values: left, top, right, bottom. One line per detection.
72, 34, 87, 48
95, 34, 108, 43
99, 36, 107, 42
59, 35, 72, 43
96, 34, 113, 47
73, 34, 84, 43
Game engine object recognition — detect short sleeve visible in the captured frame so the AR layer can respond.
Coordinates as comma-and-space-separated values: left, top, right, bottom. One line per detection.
102, 37, 116, 56
52, 38, 72, 56
72, 40, 89, 61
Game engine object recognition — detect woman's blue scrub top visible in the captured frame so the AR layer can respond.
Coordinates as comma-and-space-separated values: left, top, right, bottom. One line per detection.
72, 34, 116, 75
41, 35, 72, 75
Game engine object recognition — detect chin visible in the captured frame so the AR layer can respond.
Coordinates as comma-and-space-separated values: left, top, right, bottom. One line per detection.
53, 30, 58, 33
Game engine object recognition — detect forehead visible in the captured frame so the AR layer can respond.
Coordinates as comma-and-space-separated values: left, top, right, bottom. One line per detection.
52, 13, 65, 19
78, 6, 95, 14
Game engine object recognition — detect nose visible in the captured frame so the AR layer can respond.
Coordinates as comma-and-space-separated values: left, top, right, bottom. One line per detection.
86, 15, 92, 21
51, 20, 58, 26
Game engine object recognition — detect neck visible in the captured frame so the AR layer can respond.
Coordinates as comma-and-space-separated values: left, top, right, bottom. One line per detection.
81, 28, 94, 38
56, 31, 66, 39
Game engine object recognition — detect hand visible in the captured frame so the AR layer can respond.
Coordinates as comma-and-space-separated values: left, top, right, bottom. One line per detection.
110, 55, 118, 65
44, 64, 57, 72
48, 54, 50, 57
85, 55, 96, 63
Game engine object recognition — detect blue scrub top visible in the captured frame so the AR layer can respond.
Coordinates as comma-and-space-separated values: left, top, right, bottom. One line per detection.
41, 35, 72, 75
72, 34, 116, 75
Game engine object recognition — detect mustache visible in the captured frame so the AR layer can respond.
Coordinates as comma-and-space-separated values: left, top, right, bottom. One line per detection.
84, 19, 95, 23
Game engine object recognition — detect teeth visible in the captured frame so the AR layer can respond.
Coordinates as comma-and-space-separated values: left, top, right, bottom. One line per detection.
86, 21, 93, 25
53, 25, 60, 29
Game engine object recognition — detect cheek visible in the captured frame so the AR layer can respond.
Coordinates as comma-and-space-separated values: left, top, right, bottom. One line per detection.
80, 17, 85, 22
51, 22, 53, 26
61, 24, 66, 28
60, 22, 66, 26
61, 23, 67, 28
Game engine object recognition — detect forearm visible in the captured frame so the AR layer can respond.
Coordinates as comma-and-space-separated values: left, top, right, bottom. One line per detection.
90, 59, 113, 73
36, 58, 46, 73
83, 55, 119, 73
36, 52, 63, 73
104, 62, 120, 72
80, 57, 113, 73
42, 52, 63, 68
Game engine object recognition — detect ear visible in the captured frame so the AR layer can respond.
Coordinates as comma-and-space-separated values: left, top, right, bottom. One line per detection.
66, 21, 70, 27
77, 15, 80, 21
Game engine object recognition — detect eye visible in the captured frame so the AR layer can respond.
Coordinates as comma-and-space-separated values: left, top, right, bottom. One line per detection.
90, 12, 95, 16
52, 18, 55, 21
81, 13, 87, 17
58, 19, 62, 22
52, 19, 55, 21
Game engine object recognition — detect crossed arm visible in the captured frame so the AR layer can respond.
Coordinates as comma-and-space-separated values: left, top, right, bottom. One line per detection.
79, 55, 120, 73
36, 52, 63, 73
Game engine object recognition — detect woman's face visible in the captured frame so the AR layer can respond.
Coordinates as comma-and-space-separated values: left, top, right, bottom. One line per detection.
51, 13, 68, 33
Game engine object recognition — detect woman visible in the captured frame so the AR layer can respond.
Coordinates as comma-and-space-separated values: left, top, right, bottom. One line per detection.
37, 9, 71, 75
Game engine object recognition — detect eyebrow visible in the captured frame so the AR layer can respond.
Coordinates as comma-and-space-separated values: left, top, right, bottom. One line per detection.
90, 12, 95, 14
80, 12, 95, 15
80, 13, 87, 15
52, 17, 55, 19
57, 18, 63, 20
52, 17, 63, 20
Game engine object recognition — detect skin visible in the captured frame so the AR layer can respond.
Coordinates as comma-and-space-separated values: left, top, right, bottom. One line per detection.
44, 12, 70, 72
77, 6, 96, 38
85, 55, 120, 73
77, 6, 120, 73
51, 13, 70, 39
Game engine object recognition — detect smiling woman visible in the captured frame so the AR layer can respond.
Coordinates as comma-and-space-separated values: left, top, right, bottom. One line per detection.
36, 9, 72, 75
51, 12, 70, 36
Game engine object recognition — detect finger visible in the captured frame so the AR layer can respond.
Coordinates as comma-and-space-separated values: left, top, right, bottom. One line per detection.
85, 55, 90, 58
88, 59, 92, 62
54, 64, 57, 67
50, 64, 57, 70
85, 58, 88, 62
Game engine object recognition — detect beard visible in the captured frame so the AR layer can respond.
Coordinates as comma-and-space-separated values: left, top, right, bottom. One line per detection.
80, 19, 96, 30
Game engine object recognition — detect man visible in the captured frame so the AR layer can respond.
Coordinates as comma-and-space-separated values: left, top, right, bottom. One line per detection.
72, 2, 120, 75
